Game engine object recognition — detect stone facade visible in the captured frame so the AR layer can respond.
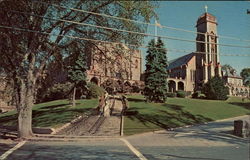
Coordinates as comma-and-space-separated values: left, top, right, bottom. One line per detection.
195, 12, 221, 89
223, 73, 250, 97
86, 43, 142, 86
167, 12, 222, 93
167, 12, 249, 96
167, 53, 196, 93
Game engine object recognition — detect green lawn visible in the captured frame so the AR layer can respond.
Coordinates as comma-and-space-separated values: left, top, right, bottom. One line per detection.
0, 99, 98, 128
1, 95, 249, 136
124, 95, 250, 135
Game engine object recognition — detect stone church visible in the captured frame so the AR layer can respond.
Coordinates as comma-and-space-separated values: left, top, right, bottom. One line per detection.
86, 43, 142, 86
167, 11, 222, 93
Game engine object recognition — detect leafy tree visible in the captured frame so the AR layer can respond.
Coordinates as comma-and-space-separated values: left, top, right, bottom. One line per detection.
202, 76, 229, 100
68, 42, 87, 107
101, 78, 119, 94
0, 0, 156, 138
144, 38, 168, 103
221, 64, 236, 75
87, 82, 105, 99
240, 68, 250, 87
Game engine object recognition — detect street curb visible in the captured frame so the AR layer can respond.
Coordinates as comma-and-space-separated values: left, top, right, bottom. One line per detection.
214, 115, 249, 122
24, 134, 122, 142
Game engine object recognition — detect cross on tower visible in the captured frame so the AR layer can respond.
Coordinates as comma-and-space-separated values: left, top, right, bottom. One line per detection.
205, 5, 208, 13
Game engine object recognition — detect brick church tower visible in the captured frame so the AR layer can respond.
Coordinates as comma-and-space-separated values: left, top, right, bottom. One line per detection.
195, 8, 222, 89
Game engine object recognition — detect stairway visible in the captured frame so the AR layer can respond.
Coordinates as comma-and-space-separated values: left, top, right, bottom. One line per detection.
57, 97, 125, 136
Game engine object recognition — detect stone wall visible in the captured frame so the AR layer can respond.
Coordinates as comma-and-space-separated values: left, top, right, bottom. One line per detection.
87, 43, 142, 86
0, 77, 15, 112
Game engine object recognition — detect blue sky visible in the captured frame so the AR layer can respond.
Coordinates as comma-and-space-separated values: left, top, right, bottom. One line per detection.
140, 1, 250, 74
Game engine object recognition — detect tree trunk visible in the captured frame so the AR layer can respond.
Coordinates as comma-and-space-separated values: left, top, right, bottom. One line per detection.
18, 101, 33, 138
17, 81, 34, 138
72, 86, 76, 107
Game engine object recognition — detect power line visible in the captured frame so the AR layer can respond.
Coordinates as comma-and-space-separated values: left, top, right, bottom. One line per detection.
35, 1, 250, 43
5, 9, 250, 49
0, 25, 249, 57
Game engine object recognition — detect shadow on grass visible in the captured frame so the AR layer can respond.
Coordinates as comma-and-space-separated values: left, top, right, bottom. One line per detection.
229, 102, 250, 110
39, 104, 70, 110
127, 98, 145, 102
126, 103, 213, 130
0, 103, 94, 128
0, 114, 18, 126
32, 105, 94, 127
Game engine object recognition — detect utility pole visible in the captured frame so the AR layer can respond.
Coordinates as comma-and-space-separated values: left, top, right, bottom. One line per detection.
155, 19, 162, 43
154, 19, 157, 43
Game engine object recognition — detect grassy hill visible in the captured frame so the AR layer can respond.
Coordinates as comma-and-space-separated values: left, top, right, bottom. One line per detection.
124, 95, 250, 135
0, 95, 249, 136
0, 99, 98, 128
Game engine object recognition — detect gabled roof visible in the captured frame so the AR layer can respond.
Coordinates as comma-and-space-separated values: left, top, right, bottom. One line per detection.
167, 53, 194, 70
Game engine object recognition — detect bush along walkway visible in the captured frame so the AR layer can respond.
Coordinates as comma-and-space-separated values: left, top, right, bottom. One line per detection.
56, 96, 126, 136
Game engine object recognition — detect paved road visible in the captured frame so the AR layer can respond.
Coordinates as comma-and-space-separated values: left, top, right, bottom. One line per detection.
1, 115, 249, 160
5, 140, 137, 160
0, 140, 17, 156
126, 115, 250, 160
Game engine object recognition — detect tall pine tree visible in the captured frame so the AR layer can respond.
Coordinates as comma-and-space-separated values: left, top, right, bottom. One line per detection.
144, 38, 168, 103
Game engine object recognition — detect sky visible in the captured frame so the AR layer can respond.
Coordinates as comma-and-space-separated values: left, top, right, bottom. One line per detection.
140, 1, 250, 74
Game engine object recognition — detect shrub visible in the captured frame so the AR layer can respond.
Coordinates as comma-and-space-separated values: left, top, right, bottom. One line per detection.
176, 90, 186, 98
131, 82, 141, 93
42, 82, 73, 102
192, 91, 201, 98
166, 92, 176, 97
202, 76, 229, 100
186, 91, 192, 97
87, 82, 105, 99
132, 85, 140, 93
101, 79, 118, 94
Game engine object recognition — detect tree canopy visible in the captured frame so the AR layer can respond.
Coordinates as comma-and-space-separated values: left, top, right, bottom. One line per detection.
240, 68, 250, 87
0, 0, 157, 138
221, 64, 236, 76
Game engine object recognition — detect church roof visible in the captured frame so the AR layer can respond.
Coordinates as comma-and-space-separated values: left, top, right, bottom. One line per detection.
198, 12, 216, 20
167, 53, 194, 70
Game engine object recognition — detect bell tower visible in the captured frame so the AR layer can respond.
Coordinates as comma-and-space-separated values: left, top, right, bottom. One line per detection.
195, 6, 221, 88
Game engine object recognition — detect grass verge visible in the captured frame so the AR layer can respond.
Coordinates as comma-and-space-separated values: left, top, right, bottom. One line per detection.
0, 99, 98, 128
124, 95, 250, 135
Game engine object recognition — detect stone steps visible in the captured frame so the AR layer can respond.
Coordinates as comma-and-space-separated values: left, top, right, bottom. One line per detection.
57, 98, 124, 137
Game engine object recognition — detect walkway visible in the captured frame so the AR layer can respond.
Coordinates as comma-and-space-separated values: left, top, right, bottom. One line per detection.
57, 97, 124, 136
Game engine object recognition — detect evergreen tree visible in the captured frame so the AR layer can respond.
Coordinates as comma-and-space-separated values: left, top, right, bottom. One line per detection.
202, 76, 229, 100
68, 48, 88, 107
144, 38, 168, 103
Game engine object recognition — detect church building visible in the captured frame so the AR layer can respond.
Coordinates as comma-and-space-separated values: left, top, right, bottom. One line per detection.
167, 10, 222, 93
86, 43, 142, 86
